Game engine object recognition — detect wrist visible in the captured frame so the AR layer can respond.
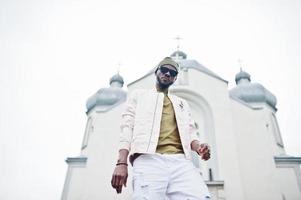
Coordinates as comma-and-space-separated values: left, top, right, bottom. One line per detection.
116, 162, 128, 167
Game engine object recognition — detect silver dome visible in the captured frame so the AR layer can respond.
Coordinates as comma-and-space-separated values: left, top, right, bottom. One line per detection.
86, 73, 127, 112
110, 73, 124, 85
171, 50, 187, 59
230, 70, 277, 109
235, 70, 251, 84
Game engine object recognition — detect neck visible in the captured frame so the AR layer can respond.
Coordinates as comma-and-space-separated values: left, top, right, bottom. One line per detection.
156, 83, 168, 94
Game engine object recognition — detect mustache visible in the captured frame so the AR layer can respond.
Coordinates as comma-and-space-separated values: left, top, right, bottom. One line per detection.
156, 76, 173, 89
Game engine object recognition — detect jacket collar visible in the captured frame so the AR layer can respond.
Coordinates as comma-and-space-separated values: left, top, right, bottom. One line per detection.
152, 87, 171, 96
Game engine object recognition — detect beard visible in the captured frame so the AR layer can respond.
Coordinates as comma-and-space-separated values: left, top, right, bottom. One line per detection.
156, 75, 173, 90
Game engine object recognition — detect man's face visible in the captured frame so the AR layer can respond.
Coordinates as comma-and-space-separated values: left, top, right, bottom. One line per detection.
156, 64, 178, 89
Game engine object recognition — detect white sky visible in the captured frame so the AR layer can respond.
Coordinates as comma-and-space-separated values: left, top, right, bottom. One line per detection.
1, 0, 301, 199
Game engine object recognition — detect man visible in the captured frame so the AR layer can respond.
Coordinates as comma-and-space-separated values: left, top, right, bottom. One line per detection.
111, 57, 211, 199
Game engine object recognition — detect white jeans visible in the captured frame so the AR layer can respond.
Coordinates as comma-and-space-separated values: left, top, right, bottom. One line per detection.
132, 154, 211, 200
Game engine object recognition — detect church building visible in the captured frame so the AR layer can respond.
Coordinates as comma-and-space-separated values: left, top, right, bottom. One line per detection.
61, 51, 301, 200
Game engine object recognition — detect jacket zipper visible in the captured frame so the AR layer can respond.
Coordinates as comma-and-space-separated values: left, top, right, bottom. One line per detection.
146, 93, 159, 152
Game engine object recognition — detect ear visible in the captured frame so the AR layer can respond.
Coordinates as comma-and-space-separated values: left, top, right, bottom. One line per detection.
155, 67, 159, 74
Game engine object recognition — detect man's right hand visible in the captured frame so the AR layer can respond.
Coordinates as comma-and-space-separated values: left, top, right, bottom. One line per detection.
111, 165, 128, 194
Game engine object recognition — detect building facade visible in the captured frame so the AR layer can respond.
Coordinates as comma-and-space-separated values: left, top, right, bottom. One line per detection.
61, 51, 301, 200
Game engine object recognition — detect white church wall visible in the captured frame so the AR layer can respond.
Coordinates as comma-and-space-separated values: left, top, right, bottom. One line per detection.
62, 163, 88, 200
63, 104, 134, 200
84, 105, 133, 199
275, 165, 301, 200
230, 99, 283, 200
186, 68, 246, 200
239, 101, 286, 156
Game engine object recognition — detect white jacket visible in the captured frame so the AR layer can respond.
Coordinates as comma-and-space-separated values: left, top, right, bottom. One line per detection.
119, 89, 199, 160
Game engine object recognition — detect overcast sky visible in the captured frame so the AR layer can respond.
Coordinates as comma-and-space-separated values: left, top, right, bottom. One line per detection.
1, 0, 301, 199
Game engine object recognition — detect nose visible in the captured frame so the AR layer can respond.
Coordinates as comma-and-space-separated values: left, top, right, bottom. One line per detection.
164, 71, 171, 77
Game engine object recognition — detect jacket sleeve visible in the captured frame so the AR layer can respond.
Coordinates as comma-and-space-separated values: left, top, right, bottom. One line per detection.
119, 90, 138, 151
186, 102, 200, 144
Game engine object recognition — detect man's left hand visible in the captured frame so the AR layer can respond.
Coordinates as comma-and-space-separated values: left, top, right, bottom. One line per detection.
196, 143, 211, 161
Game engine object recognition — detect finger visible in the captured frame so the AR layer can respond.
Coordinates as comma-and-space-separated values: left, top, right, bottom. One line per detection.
111, 176, 114, 188
202, 155, 208, 160
203, 152, 210, 160
200, 146, 208, 154
196, 148, 202, 156
123, 174, 128, 187
112, 175, 117, 188
203, 148, 210, 155
112, 173, 119, 188
117, 185, 122, 193
118, 176, 125, 188
116, 178, 122, 193
203, 144, 210, 151
113, 175, 121, 189
197, 147, 204, 155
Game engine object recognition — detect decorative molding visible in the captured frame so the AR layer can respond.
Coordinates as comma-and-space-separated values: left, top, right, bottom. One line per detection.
274, 156, 301, 165
205, 180, 225, 187
230, 96, 264, 110
65, 156, 88, 165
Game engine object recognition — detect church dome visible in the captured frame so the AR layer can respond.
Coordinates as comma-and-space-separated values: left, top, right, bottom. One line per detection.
86, 73, 127, 112
235, 70, 251, 84
110, 73, 124, 85
170, 50, 187, 59
230, 70, 277, 109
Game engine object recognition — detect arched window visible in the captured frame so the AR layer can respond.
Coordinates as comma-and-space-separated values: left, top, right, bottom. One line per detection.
170, 88, 219, 181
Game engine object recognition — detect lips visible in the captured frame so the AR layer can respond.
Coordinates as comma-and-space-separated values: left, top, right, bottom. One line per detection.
161, 77, 169, 82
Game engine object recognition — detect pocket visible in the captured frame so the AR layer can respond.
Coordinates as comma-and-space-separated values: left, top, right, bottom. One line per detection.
132, 172, 149, 200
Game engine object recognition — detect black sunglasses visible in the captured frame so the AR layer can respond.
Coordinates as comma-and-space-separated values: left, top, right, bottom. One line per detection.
159, 66, 178, 77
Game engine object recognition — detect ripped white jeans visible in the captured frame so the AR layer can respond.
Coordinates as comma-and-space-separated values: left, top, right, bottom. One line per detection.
132, 154, 211, 200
